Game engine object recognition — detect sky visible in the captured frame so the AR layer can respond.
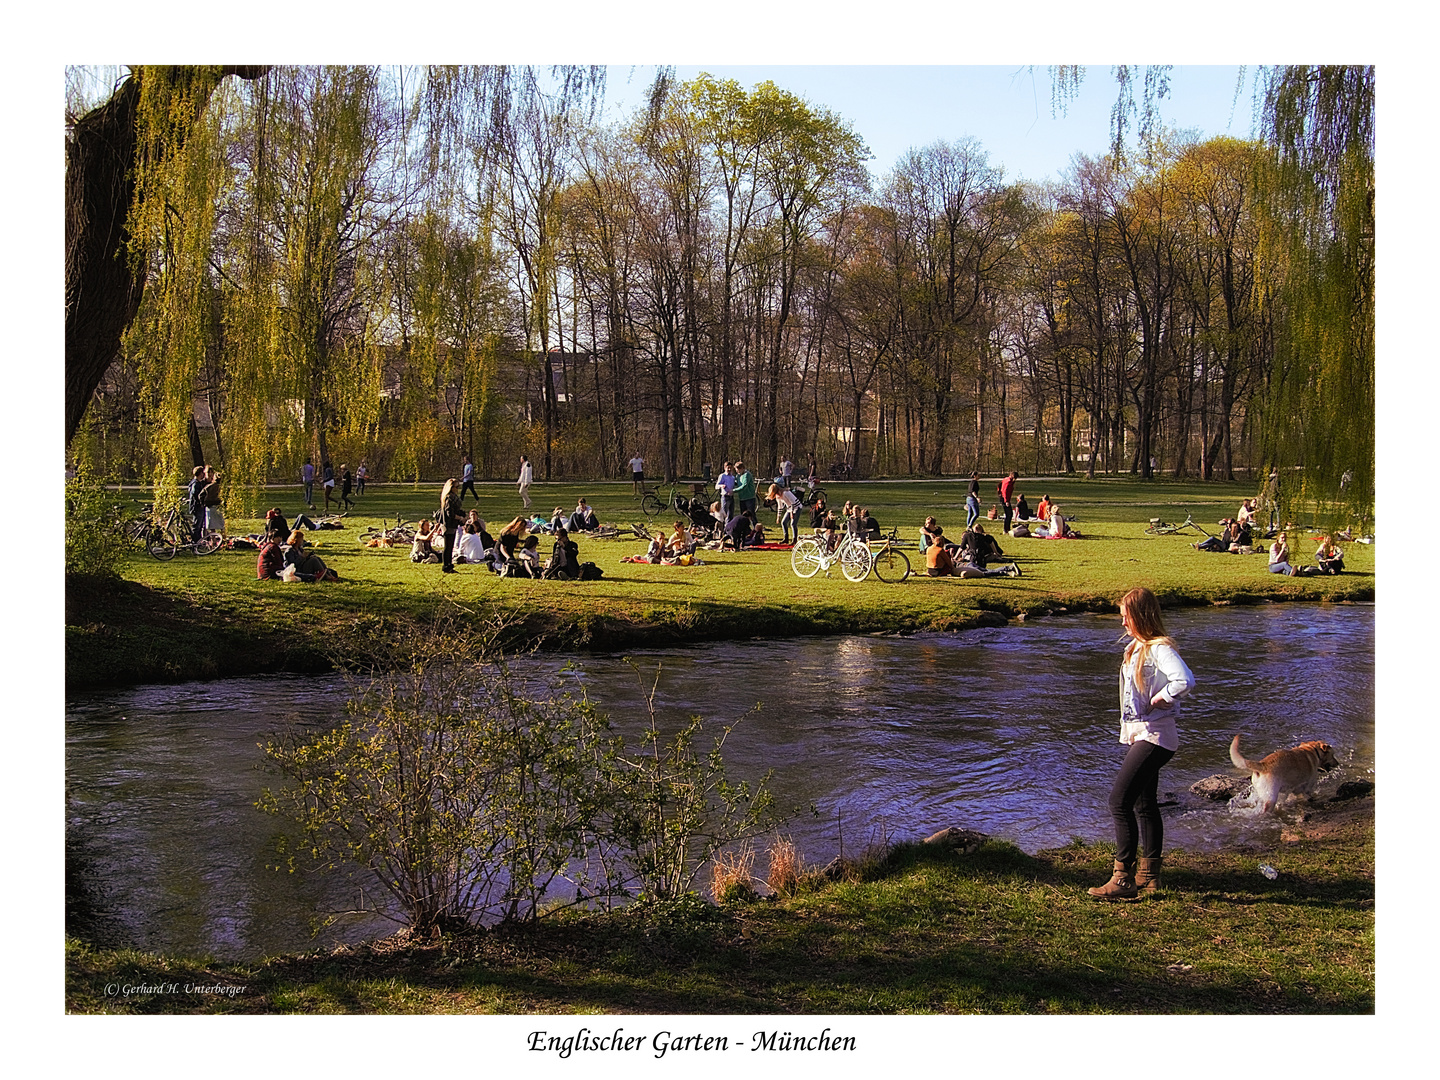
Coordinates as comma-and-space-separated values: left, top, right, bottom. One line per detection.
601, 64, 1259, 186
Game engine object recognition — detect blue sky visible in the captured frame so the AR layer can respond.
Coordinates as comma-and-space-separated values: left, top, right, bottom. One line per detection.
602, 65, 1259, 186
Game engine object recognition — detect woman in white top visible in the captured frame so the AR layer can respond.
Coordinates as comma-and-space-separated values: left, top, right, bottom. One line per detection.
1089, 587, 1195, 901
767, 483, 801, 544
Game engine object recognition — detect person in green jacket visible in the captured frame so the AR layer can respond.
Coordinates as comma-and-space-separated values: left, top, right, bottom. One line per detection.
734, 460, 758, 516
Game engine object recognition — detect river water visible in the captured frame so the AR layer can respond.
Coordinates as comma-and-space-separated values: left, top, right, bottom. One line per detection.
66, 603, 1373, 960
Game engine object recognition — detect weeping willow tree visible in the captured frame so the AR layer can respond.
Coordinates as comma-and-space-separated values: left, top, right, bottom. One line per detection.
65, 65, 266, 467
220, 66, 397, 504
1253, 65, 1375, 528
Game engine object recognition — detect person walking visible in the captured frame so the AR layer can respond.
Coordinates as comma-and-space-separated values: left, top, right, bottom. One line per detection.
439, 478, 464, 574
461, 455, 479, 502
997, 471, 1017, 534
340, 464, 355, 511
1089, 587, 1194, 901
322, 459, 336, 511
301, 459, 315, 509
629, 452, 646, 495
517, 455, 533, 509
780, 455, 794, 490
355, 461, 367, 496
966, 474, 980, 529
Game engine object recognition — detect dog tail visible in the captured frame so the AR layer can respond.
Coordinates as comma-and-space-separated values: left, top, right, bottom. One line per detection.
1229, 735, 1261, 774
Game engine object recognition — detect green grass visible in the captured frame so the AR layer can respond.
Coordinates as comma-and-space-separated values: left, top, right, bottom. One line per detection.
69, 476, 1373, 689
64, 800, 1374, 1014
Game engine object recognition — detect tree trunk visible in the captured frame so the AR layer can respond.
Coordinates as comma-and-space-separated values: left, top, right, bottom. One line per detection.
65, 66, 268, 449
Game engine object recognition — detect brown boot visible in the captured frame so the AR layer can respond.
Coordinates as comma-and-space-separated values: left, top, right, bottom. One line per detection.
1087, 860, 1138, 901
1135, 856, 1163, 896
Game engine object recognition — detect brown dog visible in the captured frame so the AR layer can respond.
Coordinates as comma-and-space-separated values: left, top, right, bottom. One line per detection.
1229, 735, 1339, 813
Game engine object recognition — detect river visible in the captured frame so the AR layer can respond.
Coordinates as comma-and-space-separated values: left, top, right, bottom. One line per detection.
66, 602, 1373, 960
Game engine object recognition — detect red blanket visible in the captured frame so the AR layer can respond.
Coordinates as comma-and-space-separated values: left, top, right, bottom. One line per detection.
747, 542, 794, 550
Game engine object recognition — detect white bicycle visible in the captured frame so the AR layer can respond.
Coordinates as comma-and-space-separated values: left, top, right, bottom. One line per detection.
791, 533, 873, 582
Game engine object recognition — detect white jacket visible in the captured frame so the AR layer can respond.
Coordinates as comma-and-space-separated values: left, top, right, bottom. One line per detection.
1117, 639, 1194, 751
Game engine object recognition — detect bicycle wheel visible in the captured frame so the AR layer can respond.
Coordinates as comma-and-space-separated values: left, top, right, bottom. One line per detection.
194, 529, 224, 555
840, 540, 873, 582
146, 523, 180, 560
808, 486, 826, 506
641, 493, 664, 517
791, 538, 823, 578
871, 547, 911, 583
1144, 522, 1165, 535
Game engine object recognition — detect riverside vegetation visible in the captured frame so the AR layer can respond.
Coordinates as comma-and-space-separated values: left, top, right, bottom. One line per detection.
64, 475, 1375, 1014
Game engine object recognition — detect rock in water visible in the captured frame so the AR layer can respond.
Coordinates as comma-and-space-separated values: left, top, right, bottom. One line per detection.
1191, 774, 1248, 801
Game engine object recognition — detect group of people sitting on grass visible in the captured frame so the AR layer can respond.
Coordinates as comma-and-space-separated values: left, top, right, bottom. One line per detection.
1266, 530, 1345, 576
631, 520, 704, 565
919, 516, 1022, 578
547, 498, 602, 535
1000, 492, 1077, 539
256, 509, 341, 583
405, 508, 594, 579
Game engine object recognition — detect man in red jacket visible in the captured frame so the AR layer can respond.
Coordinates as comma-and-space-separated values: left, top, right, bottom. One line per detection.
997, 471, 1017, 534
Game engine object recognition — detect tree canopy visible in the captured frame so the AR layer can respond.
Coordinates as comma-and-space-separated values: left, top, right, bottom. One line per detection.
65, 64, 1374, 527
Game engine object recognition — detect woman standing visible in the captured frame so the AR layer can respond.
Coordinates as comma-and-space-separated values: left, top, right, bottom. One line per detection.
1089, 587, 1194, 901
966, 475, 980, 529
439, 478, 464, 574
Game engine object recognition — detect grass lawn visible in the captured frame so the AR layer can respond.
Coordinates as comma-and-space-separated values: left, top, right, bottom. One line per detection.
68, 475, 1374, 689
64, 796, 1374, 1015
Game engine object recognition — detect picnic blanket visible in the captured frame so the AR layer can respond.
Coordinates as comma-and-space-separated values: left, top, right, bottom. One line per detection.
747, 542, 794, 550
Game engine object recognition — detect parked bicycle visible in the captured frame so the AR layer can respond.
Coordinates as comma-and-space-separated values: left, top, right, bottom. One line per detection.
144, 504, 224, 559
359, 518, 417, 545
865, 528, 913, 583
1143, 510, 1211, 538
791, 532, 873, 582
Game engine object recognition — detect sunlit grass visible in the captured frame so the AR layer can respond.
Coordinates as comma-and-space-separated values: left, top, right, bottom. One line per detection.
75, 477, 1373, 688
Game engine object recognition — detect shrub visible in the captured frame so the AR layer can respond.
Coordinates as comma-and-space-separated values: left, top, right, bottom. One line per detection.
65, 469, 128, 578
604, 667, 783, 901
258, 626, 787, 931
259, 626, 623, 931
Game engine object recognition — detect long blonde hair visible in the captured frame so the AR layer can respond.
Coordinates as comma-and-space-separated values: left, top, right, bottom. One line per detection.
1120, 586, 1174, 687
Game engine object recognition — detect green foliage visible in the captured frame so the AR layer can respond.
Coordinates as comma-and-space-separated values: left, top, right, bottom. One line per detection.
606, 667, 781, 901
1255, 66, 1374, 525
258, 620, 620, 930
64, 468, 130, 578
257, 618, 785, 930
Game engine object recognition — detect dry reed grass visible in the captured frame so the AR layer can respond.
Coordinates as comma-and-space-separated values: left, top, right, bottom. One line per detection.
766, 836, 804, 896
709, 842, 757, 902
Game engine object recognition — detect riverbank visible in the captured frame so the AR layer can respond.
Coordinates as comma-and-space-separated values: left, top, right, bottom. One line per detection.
65, 790, 1374, 1015
67, 478, 1373, 689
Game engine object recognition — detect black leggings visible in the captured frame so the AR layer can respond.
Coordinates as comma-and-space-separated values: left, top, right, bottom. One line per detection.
1107, 740, 1175, 863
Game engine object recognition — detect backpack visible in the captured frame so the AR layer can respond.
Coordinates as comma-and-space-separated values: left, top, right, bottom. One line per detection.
578, 561, 603, 581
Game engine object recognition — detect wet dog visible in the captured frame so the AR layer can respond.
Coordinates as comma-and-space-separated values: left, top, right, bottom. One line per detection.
1229, 735, 1339, 813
